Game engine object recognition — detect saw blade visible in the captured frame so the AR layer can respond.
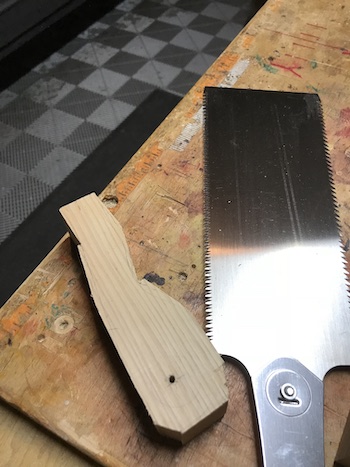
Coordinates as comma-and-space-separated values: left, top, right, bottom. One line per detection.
203, 87, 350, 380
203, 87, 350, 466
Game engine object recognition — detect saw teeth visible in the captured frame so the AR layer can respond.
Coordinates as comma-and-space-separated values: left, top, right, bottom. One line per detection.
203, 89, 214, 339
317, 97, 350, 302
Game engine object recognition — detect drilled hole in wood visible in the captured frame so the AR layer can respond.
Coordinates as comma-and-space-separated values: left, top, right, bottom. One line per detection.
169, 375, 176, 383
102, 195, 118, 208
60, 320, 69, 330
53, 315, 74, 334
178, 271, 188, 281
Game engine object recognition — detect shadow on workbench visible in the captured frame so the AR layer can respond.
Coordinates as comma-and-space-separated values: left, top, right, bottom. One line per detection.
0, 90, 180, 308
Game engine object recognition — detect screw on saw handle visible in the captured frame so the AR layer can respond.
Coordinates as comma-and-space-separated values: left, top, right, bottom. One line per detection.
252, 357, 324, 467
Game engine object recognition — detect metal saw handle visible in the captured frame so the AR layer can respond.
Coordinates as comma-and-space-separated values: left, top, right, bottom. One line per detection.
251, 358, 324, 467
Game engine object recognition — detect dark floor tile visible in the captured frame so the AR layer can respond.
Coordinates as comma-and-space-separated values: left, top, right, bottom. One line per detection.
187, 14, 225, 35
113, 78, 156, 106
203, 37, 230, 56
0, 133, 54, 173
55, 87, 106, 119
0, 97, 48, 130
155, 43, 196, 68
233, 8, 256, 25
142, 20, 182, 42
103, 51, 149, 75
133, 0, 169, 19
175, 0, 212, 13
96, 27, 137, 48
62, 121, 110, 156
51, 58, 97, 85
167, 69, 199, 94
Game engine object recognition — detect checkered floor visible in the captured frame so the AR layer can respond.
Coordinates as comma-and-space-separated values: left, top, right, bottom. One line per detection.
0, 0, 259, 245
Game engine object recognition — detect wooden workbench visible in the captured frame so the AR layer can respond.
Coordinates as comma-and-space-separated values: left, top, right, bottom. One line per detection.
2, 0, 350, 465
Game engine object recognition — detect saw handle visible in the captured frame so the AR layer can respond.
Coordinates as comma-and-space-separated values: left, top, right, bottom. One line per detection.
251, 358, 324, 467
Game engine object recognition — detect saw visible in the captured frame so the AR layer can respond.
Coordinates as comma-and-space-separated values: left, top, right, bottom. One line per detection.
203, 87, 350, 466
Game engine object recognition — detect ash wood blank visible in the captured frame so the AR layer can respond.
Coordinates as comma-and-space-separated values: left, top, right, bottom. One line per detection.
59, 193, 228, 444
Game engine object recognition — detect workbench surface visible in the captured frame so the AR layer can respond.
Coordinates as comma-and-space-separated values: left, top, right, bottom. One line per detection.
2, 0, 350, 465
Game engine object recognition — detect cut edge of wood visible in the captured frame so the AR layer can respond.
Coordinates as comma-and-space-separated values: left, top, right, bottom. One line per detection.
156, 399, 228, 444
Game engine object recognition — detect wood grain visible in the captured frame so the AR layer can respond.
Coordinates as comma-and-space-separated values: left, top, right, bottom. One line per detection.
59, 193, 227, 444
0, 401, 96, 467
1, 0, 350, 465
336, 409, 350, 466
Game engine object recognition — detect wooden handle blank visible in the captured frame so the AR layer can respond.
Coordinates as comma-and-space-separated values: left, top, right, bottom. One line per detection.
59, 193, 227, 444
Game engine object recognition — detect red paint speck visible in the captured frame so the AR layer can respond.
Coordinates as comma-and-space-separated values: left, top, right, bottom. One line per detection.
335, 108, 350, 137
179, 232, 191, 249
336, 127, 350, 138
339, 108, 350, 123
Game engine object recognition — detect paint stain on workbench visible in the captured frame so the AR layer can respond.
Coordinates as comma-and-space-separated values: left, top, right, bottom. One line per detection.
306, 84, 319, 93
23, 317, 39, 336
143, 272, 165, 286
336, 108, 350, 138
185, 192, 203, 216
179, 232, 191, 249
255, 55, 278, 74
329, 109, 350, 184
183, 291, 203, 309
336, 107, 350, 138
242, 34, 254, 50
1, 302, 33, 337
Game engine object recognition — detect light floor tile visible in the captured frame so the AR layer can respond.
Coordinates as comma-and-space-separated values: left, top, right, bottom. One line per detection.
26, 109, 83, 144
72, 42, 119, 66
87, 99, 135, 130
78, 68, 129, 96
